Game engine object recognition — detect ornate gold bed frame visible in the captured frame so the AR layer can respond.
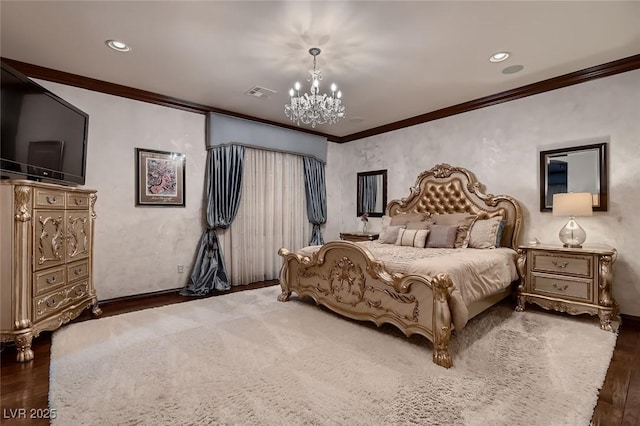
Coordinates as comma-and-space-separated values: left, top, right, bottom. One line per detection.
278, 164, 523, 368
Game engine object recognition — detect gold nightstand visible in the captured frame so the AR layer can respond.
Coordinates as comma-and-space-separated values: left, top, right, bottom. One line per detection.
515, 244, 618, 331
339, 232, 379, 242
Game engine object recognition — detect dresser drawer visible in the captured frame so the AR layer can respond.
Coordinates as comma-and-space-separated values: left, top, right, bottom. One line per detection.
531, 273, 592, 302
67, 260, 89, 282
33, 280, 90, 322
34, 189, 65, 209
531, 252, 592, 278
33, 267, 66, 295
66, 193, 90, 209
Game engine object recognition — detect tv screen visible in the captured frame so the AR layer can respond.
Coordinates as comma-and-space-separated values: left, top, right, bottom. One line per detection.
1, 62, 89, 185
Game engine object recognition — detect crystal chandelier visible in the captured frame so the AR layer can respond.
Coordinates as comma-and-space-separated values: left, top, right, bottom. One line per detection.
285, 47, 345, 128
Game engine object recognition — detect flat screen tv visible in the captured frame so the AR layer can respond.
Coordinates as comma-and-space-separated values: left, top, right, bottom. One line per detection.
1, 61, 89, 186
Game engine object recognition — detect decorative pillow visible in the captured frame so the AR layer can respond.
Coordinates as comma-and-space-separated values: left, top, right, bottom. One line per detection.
395, 229, 429, 248
405, 219, 436, 230
467, 216, 503, 249
390, 212, 428, 227
432, 213, 477, 248
426, 225, 457, 248
495, 219, 507, 247
378, 225, 405, 244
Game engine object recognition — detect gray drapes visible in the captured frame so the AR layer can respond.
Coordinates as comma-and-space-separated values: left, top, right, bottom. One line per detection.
362, 175, 378, 214
303, 157, 327, 245
181, 145, 245, 295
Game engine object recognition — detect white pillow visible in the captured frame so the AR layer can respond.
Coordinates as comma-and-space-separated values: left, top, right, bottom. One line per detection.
395, 229, 429, 248
467, 216, 503, 249
378, 225, 405, 244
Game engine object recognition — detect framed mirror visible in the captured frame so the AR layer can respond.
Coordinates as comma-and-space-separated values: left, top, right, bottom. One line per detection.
540, 142, 608, 212
357, 169, 387, 217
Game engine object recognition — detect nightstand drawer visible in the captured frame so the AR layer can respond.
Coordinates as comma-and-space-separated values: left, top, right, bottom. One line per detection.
532, 273, 592, 302
532, 252, 592, 278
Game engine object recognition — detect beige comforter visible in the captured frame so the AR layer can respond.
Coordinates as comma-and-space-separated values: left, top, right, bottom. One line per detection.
297, 241, 518, 330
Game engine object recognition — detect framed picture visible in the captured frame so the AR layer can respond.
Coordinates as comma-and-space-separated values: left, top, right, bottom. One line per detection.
135, 148, 186, 207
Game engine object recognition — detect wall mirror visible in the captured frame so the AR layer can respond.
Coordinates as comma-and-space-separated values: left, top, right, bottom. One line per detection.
357, 169, 387, 217
540, 142, 608, 212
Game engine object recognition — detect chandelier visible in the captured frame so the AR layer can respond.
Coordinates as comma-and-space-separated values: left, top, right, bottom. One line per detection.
285, 47, 345, 128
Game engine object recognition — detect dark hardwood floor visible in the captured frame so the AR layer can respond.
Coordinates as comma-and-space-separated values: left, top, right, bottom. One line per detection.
1, 280, 639, 425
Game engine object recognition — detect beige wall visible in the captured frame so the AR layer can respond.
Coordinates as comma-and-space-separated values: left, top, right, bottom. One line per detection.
36, 80, 207, 300
33, 69, 640, 316
326, 69, 640, 316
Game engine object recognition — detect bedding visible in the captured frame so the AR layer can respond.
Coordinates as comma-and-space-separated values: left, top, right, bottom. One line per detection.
298, 241, 518, 330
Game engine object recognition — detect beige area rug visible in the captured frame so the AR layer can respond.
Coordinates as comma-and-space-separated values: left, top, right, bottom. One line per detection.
50, 286, 617, 425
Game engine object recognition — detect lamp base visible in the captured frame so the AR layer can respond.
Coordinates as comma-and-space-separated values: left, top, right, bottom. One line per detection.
558, 216, 587, 248
562, 243, 583, 248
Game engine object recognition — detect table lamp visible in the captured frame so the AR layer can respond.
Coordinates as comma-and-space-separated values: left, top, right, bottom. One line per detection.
552, 192, 593, 248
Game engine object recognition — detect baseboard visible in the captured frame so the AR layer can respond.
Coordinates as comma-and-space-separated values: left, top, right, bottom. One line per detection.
97, 280, 280, 309
99, 287, 183, 306
621, 313, 640, 328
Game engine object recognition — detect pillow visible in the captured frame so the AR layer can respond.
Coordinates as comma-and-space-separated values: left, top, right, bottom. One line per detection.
405, 219, 436, 230
467, 216, 503, 249
432, 213, 476, 248
426, 225, 457, 248
378, 225, 405, 244
395, 229, 429, 248
390, 212, 428, 227
495, 219, 507, 247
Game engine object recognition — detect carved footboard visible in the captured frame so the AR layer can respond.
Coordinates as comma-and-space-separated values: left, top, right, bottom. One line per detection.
278, 241, 455, 368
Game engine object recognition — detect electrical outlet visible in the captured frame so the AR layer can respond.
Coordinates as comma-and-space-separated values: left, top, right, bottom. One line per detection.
177, 265, 184, 274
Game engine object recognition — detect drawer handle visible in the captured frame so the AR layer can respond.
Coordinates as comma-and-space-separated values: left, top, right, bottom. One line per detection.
552, 261, 569, 269
46, 275, 58, 284
74, 267, 83, 275
74, 198, 83, 205
552, 283, 569, 291
46, 297, 58, 308
46, 196, 58, 204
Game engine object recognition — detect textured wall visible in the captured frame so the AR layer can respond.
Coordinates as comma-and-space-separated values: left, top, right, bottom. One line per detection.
326, 69, 640, 316
35, 80, 206, 300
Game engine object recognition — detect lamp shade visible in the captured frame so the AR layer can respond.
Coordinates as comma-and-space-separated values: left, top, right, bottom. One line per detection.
552, 193, 593, 217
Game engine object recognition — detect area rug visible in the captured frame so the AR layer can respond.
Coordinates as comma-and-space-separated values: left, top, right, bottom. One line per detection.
49, 286, 617, 425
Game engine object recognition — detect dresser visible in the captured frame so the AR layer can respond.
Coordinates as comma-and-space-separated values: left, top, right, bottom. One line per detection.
0, 180, 101, 362
515, 244, 618, 331
339, 232, 380, 242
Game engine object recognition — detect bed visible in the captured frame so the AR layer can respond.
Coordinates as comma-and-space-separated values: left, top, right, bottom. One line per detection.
278, 164, 523, 368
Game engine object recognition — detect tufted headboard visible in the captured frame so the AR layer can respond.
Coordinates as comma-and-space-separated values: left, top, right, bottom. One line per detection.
386, 164, 523, 250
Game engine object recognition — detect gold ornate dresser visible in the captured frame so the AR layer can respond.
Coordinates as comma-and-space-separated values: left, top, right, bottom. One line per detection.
0, 180, 101, 362
516, 243, 617, 331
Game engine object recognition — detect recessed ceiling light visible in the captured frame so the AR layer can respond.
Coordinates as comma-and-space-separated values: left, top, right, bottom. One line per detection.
489, 52, 510, 63
106, 40, 131, 52
502, 65, 524, 74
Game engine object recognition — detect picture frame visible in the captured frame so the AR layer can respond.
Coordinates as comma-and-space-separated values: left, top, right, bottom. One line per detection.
135, 148, 186, 207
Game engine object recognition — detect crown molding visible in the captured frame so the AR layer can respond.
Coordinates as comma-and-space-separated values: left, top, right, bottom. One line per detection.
339, 54, 640, 143
0, 57, 339, 142
3, 54, 639, 144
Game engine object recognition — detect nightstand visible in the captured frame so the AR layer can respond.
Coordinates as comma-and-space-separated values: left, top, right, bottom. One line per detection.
339, 232, 379, 242
515, 244, 618, 331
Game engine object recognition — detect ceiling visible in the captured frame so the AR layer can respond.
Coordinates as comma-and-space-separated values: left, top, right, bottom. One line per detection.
1, 1, 639, 139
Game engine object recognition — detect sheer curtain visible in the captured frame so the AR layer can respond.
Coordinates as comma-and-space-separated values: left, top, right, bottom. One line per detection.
218, 148, 311, 285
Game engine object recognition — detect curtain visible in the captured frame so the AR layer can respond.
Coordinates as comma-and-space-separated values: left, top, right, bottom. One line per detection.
362, 175, 378, 214
181, 145, 245, 295
303, 157, 327, 245
218, 148, 311, 285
